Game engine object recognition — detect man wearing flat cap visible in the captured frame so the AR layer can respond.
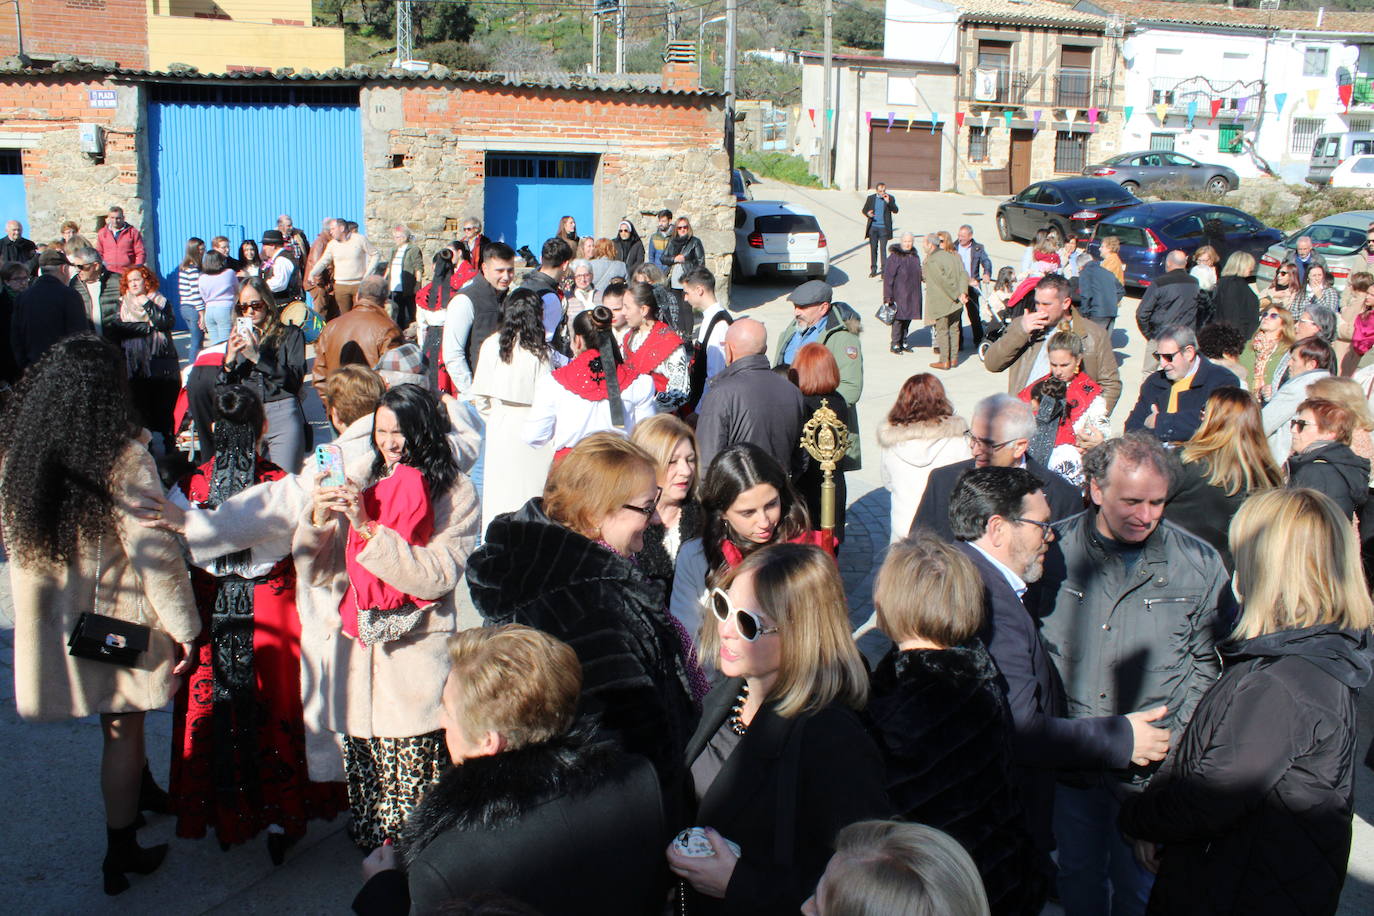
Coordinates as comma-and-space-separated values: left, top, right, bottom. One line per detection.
775, 278, 864, 408
12, 248, 86, 371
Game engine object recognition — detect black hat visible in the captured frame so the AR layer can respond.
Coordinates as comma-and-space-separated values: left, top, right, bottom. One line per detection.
261, 229, 286, 246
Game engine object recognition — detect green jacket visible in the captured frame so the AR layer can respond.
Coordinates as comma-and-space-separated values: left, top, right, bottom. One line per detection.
922, 249, 967, 321
774, 303, 864, 466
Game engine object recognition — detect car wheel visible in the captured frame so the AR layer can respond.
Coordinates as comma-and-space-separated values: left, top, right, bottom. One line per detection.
1206, 176, 1230, 194
1121, 181, 1140, 195
996, 213, 1013, 242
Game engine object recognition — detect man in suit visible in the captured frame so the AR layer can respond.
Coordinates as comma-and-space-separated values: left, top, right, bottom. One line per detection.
861, 182, 899, 277
955, 224, 994, 348
910, 393, 1083, 541
948, 467, 1169, 860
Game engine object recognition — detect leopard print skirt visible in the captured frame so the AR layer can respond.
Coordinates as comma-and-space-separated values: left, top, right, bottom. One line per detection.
342, 730, 447, 850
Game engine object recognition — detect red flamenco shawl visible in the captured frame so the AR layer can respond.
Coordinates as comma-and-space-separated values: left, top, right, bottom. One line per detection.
552, 349, 642, 401
1017, 371, 1101, 446
623, 322, 684, 392
340, 463, 436, 639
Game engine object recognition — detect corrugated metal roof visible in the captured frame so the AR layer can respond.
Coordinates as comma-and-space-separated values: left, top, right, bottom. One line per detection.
1080, 0, 1374, 34
0, 57, 725, 97
956, 0, 1109, 30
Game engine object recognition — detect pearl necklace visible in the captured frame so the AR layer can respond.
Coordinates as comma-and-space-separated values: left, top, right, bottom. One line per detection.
727, 682, 750, 736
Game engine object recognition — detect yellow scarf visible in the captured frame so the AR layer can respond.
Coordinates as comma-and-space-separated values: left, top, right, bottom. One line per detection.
1166, 374, 1191, 413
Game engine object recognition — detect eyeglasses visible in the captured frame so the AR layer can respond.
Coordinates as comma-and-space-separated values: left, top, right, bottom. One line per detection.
1153, 349, 1182, 362
238, 300, 267, 313
709, 588, 780, 641
1296, 316, 1318, 326
1012, 517, 1055, 543
676, 224, 690, 231
965, 430, 1016, 452
620, 487, 662, 518
1262, 311, 1282, 320
1290, 417, 1310, 432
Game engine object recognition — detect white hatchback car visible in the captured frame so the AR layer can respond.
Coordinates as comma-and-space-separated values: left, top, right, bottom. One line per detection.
1329, 155, 1374, 189
733, 201, 830, 282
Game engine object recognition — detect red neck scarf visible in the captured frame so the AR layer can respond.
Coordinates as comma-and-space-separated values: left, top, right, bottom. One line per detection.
552, 349, 641, 402
719, 529, 834, 567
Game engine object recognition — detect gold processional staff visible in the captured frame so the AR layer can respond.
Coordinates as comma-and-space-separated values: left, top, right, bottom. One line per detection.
799, 398, 851, 551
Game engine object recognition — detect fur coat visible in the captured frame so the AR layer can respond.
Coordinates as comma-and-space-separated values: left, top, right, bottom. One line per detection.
876, 415, 971, 544
351, 725, 667, 916
868, 644, 1046, 915
467, 498, 698, 788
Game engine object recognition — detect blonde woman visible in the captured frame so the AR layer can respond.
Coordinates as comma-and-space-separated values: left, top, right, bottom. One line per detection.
1164, 387, 1283, 571
630, 413, 702, 589
804, 821, 992, 916
1189, 245, 1220, 291
1121, 488, 1373, 916
1100, 235, 1125, 285
667, 543, 891, 915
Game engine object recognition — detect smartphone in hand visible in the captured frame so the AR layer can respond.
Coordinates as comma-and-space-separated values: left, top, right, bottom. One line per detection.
314, 444, 346, 488
235, 315, 256, 342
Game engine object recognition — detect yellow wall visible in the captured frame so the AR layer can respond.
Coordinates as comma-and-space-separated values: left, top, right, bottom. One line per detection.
145, 0, 345, 73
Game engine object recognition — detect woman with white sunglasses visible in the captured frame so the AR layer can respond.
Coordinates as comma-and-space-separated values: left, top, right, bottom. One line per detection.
666, 542, 891, 915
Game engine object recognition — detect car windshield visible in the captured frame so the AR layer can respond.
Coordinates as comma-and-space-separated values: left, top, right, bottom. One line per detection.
1069, 185, 1138, 207
756, 214, 820, 234
1284, 223, 1367, 256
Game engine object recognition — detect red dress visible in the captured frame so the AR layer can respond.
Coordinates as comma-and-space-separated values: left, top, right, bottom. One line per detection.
169, 458, 346, 844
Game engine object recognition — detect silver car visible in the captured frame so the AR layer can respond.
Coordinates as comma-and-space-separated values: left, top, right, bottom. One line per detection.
1255, 210, 1374, 294
733, 201, 830, 282
1083, 151, 1239, 195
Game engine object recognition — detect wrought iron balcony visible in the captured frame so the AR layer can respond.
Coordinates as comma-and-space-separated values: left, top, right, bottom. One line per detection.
1055, 68, 1094, 108
968, 67, 1030, 105
1148, 75, 1261, 119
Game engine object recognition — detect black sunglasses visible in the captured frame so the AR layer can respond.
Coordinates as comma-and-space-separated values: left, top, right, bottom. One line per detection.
1153, 349, 1183, 362
1290, 417, 1310, 432
620, 487, 661, 518
710, 588, 780, 641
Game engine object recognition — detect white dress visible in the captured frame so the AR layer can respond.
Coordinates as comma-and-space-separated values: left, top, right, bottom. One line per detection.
470, 336, 558, 523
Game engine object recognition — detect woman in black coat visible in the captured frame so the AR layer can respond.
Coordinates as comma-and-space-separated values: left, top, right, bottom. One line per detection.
882, 232, 923, 353
1212, 252, 1261, 340
613, 219, 646, 274
352, 626, 667, 916
465, 434, 697, 790
1120, 488, 1374, 916
867, 535, 1045, 916
667, 543, 891, 916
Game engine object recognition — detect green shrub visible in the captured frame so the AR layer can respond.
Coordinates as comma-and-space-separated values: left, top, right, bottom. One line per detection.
737, 151, 822, 188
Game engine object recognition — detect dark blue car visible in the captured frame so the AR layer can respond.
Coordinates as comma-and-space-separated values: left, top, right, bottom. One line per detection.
1088, 202, 1282, 287
996, 178, 1141, 243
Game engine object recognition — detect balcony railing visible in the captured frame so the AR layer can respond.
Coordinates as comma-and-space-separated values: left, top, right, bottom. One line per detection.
1055, 68, 1093, 108
968, 67, 1029, 105
968, 67, 1105, 109
1148, 76, 1261, 118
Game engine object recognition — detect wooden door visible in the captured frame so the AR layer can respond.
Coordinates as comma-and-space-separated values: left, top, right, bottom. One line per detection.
1009, 129, 1034, 194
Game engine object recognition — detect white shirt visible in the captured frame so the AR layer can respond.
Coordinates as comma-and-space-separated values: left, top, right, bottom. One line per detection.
440, 280, 478, 393
265, 252, 295, 296
523, 370, 657, 451
696, 300, 731, 400
969, 542, 1027, 600
84, 279, 103, 334
388, 244, 409, 293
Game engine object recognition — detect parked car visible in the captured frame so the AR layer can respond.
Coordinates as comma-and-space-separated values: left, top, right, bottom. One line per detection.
995, 178, 1141, 244
1328, 155, 1374, 190
733, 200, 829, 282
1088, 202, 1282, 288
1083, 151, 1240, 195
1255, 210, 1374, 293
1305, 132, 1374, 186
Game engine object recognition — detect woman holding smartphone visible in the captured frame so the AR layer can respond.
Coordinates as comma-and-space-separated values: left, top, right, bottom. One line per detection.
219, 278, 307, 472
295, 384, 479, 850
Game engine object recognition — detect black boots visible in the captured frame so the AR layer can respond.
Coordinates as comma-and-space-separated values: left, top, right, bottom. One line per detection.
103, 823, 168, 895
139, 763, 170, 815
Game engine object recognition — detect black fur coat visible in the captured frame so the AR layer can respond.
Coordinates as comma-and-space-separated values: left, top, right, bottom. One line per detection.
466, 498, 698, 789
868, 643, 1047, 915
352, 726, 667, 915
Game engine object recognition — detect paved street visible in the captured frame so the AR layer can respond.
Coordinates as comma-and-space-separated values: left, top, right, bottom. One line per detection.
2, 184, 1373, 913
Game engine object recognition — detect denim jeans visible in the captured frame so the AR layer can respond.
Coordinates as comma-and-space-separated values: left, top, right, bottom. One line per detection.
1053, 779, 1155, 916
180, 304, 204, 359
204, 303, 235, 346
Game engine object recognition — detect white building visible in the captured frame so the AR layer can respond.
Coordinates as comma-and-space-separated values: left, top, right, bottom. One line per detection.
1077, 0, 1374, 183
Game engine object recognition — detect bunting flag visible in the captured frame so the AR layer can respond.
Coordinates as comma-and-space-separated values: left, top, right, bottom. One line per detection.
931, 113, 940, 134
887, 111, 895, 133
865, 111, 873, 126
1088, 106, 1099, 133
1274, 92, 1287, 121
1234, 97, 1246, 120
1340, 83, 1353, 112
1067, 109, 1077, 132
1306, 88, 1319, 110
955, 112, 965, 129
1209, 98, 1223, 124
1186, 99, 1198, 129
1032, 109, 1043, 134
1124, 105, 1135, 122
808, 108, 815, 125
1155, 102, 1169, 123
1004, 110, 1013, 128
906, 116, 913, 132
826, 108, 834, 123
980, 111, 989, 130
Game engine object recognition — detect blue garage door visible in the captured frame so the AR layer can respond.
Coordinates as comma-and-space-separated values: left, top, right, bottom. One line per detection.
485, 154, 596, 254
149, 83, 364, 323
0, 149, 27, 230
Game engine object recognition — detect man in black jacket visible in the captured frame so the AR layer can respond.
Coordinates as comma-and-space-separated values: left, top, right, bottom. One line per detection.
1124, 324, 1238, 443
67, 246, 121, 340
1135, 250, 1199, 365
11, 248, 86, 372
516, 237, 571, 346
440, 241, 514, 393
911, 393, 1082, 541
861, 182, 899, 277
949, 467, 1168, 860
696, 317, 805, 473
0, 220, 37, 271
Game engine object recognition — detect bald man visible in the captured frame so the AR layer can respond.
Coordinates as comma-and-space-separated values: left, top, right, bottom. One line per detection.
695, 317, 806, 472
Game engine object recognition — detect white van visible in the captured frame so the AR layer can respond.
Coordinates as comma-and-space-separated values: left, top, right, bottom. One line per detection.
1307, 132, 1374, 186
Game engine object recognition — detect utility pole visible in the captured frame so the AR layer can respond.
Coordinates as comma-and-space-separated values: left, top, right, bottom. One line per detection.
591, 5, 602, 74
667, 0, 678, 42
725, 0, 738, 161
393, 0, 414, 67
615, 0, 626, 74
822, 0, 833, 187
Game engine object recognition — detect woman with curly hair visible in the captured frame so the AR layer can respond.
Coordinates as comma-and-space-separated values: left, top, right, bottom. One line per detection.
470, 287, 560, 523
295, 383, 480, 850
111, 265, 180, 453
0, 334, 199, 895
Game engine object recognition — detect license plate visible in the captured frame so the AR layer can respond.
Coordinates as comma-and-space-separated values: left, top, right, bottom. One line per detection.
780, 262, 806, 270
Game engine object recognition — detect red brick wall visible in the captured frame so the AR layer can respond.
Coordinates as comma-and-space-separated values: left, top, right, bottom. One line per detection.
399, 85, 720, 148
0, 0, 148, 68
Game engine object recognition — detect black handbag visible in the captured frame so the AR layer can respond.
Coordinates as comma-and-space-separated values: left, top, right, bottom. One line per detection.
66, 542, 151, 667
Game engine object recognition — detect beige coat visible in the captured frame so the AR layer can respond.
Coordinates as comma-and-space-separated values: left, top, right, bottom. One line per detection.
922, 248, 968, 322
8, 442, 199, 721
291, 474, 479, 740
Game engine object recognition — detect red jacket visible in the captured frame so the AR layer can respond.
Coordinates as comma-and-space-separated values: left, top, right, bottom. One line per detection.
96, 224, 146, 272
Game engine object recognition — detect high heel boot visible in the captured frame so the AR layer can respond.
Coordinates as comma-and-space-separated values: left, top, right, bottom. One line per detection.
103, 823, 168, 895
138, 763, 170, 815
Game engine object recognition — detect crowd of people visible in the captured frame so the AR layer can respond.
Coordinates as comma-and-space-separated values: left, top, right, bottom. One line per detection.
1, 195, 1373, 916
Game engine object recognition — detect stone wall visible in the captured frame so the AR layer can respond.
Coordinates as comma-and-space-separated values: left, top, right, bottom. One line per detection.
0, 75, 146, 246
